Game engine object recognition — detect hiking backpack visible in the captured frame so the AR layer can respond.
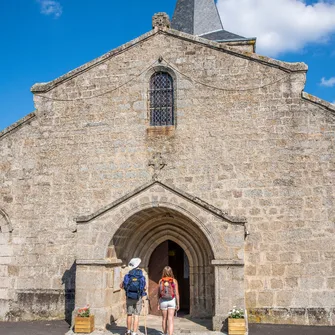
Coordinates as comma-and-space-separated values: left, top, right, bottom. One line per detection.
159, 277, 175, 300
123, 269, 146, 300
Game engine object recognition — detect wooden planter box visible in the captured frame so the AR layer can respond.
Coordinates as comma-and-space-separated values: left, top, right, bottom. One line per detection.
228, 317, 246, 335
74, 315, 95, 333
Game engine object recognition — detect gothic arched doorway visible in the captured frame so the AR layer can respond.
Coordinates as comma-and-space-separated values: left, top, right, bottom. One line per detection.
110, 206, 214, 318
75, 181, 247, 330
148, 240, 190, 316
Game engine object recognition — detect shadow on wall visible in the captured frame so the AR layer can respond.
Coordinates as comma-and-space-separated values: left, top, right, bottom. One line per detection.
62, 262, 76, 325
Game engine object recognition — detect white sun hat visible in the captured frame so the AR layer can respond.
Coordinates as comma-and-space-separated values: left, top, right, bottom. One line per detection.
128, 258, 141, 270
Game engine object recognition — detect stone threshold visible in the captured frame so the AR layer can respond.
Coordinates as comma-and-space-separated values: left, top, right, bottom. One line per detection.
66, 330, 226, 335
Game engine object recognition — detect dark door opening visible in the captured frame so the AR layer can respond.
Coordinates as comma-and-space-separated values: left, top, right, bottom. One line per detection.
148, 240, 190, 316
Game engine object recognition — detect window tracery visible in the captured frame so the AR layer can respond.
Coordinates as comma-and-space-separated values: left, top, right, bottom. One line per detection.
149, 72, 174, 126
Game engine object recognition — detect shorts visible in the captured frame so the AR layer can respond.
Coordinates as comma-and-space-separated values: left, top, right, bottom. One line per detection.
126, 298, 142, 315
159, 297, 176, 310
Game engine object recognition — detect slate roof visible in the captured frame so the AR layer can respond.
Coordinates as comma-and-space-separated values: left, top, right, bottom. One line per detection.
200, 29, 245, 41
172, 0, 223, 36
171, 0, 195, 35
171, 0, 248, 42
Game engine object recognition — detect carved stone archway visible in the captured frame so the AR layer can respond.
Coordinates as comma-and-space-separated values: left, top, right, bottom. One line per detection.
75, 181, 246, 331
111, 206, 215, 317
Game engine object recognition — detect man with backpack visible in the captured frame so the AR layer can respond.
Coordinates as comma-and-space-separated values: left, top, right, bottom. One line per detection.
121, 258, 147, 335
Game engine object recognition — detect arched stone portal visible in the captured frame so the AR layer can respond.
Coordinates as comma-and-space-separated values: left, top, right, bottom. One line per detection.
75, 181, 246, 331
110, 207, 215, 318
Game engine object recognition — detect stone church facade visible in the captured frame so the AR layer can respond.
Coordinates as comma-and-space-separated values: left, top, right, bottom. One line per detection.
0, 0, 334, 330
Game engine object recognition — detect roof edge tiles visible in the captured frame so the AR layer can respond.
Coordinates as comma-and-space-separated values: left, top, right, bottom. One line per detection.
0, 112, 36, 140
302, 92, 335, 113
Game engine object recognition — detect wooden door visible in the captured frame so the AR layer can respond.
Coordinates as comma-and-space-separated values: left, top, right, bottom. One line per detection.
148, 240, 191, 315
168, 241, 190, 313
148, 241, 169, 315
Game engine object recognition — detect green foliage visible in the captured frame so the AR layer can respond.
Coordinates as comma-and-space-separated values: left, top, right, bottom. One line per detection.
228, 307, 244, 319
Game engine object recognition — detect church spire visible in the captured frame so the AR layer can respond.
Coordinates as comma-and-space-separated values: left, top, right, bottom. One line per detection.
171, 0, 224, 36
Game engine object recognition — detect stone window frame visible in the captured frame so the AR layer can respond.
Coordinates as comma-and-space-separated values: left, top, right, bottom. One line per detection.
149, 71, 174, 126
146, 66, 177, 133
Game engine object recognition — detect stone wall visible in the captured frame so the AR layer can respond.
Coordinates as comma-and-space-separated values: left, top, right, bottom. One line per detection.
0, 28, 334, 325
0, 210, 13, 320
245, 100, 335, 325
0, 116, 76, 321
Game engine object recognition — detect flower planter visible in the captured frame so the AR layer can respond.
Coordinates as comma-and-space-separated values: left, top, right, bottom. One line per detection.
228, 317, 246, 335
74, 315, 95, 333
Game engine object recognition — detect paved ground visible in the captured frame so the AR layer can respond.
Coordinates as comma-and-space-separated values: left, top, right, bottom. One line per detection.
0, 320, 70, 335
0, 320, 334, 335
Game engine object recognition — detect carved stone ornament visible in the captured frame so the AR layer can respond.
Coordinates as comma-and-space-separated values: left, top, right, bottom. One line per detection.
149, 153, 167, 180
152, 12, 171, 30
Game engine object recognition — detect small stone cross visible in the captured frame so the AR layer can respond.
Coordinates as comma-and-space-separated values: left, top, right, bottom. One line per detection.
149, 153, 166, 180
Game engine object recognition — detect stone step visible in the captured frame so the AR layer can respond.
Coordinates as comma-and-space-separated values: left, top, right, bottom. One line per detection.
66, 315, 227, 335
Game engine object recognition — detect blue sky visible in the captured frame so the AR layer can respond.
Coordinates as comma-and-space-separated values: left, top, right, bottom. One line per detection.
0, 0, 334, 131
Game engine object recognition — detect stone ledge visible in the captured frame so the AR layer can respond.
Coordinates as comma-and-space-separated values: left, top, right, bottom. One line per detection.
76, 259, 123, 266
211, 260, 244, 266
216, 39, 257, 53
248, 307, 334, 326
146, 125, 175, 136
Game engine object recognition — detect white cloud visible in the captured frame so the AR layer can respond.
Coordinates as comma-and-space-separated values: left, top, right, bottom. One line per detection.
320, 77, 335, 87
217, 0, 335, 56
37, 0, 62, 18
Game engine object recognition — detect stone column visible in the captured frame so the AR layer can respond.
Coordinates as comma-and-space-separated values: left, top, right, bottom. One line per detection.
190, 265, 212, 318
212, 260, 245, 331
75, 259, 123, 330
